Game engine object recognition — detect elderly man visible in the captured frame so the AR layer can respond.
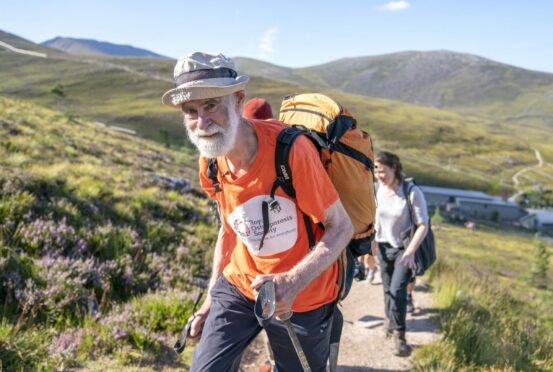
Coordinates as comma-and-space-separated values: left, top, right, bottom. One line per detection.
162, 52, 352, 372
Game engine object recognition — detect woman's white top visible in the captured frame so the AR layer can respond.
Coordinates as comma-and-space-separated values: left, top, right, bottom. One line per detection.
375, 181, 429, 248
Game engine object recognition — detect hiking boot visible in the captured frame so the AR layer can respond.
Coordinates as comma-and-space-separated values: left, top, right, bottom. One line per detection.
393, 333, 410, 357
367, 267, 377, 284
406, 294, 415, 313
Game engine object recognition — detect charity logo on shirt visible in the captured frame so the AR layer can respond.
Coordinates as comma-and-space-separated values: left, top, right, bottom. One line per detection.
226, 195, 298, 256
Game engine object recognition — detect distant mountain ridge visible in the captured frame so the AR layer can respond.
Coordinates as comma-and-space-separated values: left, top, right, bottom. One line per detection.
41, 36, 166, 58
236, 50, 553, 120
302, 50, 553, 108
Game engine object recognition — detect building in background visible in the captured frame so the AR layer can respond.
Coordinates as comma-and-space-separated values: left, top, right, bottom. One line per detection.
420, 185, 526, 223
520, 209, 553, 235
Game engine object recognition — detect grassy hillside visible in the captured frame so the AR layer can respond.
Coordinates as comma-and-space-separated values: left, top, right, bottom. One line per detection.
0, 46, 184, 142
0, 96, 215, 369
301, 51, 553, 108
414, 222, 553, 371
0, 30, 65, 57
235, 57, 316, 87
236, 50, 553, 170
1, 32, 547, 192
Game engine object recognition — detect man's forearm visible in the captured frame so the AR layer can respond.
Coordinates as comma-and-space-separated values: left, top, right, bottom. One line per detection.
285, 201, 353, 294
208, 226, 228, 290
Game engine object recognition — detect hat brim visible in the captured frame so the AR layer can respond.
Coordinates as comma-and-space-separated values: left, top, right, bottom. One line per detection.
162, 76, 249, 108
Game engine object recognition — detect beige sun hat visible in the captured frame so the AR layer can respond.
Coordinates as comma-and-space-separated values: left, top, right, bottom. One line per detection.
161, 52, 249, 108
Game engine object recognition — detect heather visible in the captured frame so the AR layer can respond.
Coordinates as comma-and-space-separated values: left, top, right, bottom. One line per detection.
0, 97, 215, 369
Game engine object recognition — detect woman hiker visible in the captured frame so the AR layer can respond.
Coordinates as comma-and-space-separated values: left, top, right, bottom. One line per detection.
373, 151, 429, 356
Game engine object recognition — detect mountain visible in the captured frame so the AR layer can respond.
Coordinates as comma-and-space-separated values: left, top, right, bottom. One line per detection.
300, 51, 553, 107
237, 50, 553, 123
41, 36, 166, 58
234, 57, 315, 87
2, 29, 552, 192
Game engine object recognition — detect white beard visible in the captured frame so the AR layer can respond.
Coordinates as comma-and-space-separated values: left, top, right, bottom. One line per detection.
186, 108, 240, 158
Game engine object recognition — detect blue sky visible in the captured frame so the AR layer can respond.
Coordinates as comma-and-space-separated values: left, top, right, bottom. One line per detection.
2, 0, 553, 72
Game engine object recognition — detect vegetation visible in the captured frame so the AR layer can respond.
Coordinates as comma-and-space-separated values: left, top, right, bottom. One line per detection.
517, 188, 553, 208
0, 36, 547, 193
413, 223, 553, 371
2, 29, 553, 370
530, 234, 551, 289
0, 96, 214, 369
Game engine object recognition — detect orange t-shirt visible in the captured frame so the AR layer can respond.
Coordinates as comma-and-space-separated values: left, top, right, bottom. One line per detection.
199, 119, 339, 312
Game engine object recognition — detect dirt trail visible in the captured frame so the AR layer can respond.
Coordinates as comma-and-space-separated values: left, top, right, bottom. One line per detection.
0, 40, 47, 58
510, 147, 546, 201
241, 268, 441, 371
512, 148, 543, 188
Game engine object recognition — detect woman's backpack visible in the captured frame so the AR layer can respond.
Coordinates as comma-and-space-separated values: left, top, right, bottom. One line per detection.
402, 179, 436, 276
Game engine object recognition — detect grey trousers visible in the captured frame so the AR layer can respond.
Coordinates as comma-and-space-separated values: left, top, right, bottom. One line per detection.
190, 276, 334, 372
377, 242, 413, 332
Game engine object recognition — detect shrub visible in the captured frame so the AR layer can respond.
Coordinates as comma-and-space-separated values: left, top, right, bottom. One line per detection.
0, 320, 54, 371
432, 206, 445, 224
16, 216, 87, 257
530, 235, 550, 289
50, 83, 65, 98
130, 292, 195, 333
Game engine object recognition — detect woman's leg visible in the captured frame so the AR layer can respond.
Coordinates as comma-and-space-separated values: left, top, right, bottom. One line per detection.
377, 243, 395, 334
406, 276, 416, 313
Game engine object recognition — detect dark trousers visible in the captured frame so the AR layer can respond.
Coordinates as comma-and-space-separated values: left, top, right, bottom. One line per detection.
191, 276, 334, 372
377, 242, 413, 332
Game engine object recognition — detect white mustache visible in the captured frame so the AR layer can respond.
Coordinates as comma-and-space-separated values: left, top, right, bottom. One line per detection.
194, 124, 224, 137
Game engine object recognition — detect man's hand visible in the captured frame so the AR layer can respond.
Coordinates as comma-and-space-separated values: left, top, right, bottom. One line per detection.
251, 273, 299, 317
189, 298, 211, 338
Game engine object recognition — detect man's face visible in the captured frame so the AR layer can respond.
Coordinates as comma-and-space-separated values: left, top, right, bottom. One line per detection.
182, 94, 241, 158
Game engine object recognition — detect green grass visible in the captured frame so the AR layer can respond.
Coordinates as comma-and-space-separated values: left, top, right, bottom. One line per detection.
1, 44, 547, 193
1, 93, 552, 370
413, 223, 553, 371
0, 96, 215, 370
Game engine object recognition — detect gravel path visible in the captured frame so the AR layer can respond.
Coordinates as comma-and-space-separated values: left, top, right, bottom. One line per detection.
241, 266, 441, 371
336, 271, 441, 371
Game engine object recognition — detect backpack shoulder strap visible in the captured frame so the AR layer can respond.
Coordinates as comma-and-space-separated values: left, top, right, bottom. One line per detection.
259, 127, 316, 251
402, 178, 416, 225
206, 158, 222, 193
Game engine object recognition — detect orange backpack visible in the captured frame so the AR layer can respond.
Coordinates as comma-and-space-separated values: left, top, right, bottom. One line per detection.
259, 93, 376, 300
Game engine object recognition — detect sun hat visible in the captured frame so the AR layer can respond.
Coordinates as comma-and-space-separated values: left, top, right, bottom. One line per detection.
162, 52, 249, 108
243, 98, 273, 120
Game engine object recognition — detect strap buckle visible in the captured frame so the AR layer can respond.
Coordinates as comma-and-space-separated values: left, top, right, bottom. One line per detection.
266, 197, 281, 213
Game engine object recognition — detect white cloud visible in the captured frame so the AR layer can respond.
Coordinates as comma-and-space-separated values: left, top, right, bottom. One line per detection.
379, 1, 411, 11
258, 27, 278, 59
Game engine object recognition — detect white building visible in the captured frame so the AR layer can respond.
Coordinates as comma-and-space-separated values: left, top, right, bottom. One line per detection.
520, 209, 553, 234
420, 185, 526, 222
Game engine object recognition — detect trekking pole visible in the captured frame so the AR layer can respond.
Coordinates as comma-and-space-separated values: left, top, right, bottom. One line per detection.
278, 311, 312, 372
254, 281, 312, 372
174, 288, 204, 354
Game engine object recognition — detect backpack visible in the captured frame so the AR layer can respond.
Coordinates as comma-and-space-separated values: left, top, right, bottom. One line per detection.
401, 178, 436, 276
273, 93, 377, 301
